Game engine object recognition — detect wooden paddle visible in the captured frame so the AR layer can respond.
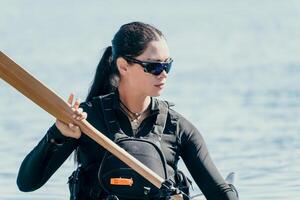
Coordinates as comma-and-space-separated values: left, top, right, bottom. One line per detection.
0, 51, 183, 200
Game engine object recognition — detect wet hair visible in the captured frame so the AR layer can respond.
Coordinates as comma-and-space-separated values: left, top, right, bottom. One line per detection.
85, 22, 164, 102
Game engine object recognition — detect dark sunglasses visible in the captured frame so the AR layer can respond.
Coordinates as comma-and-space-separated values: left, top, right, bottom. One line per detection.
122, 55, 173, 76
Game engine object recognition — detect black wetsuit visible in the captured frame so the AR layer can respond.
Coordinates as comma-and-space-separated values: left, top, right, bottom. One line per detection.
17, 92, 238, 200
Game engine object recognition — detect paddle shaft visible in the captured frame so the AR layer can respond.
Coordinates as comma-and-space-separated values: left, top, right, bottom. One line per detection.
0, 51, 165, 188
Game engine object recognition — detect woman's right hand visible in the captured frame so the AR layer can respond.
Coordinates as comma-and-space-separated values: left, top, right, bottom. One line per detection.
55, 93, 87, 139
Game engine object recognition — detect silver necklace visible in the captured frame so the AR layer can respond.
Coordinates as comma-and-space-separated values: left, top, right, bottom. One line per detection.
119, 100, 147, 121
119, 100, 150, 134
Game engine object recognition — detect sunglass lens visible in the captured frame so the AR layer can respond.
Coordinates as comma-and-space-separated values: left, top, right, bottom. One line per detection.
164, 63, 172, 73
152, 65, 164, 75
147, 63, 172, 75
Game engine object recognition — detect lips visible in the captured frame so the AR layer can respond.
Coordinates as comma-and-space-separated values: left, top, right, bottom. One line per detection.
154, 83, 165, 87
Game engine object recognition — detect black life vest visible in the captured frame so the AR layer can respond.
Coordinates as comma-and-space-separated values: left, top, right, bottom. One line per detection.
97, 93, 171, 200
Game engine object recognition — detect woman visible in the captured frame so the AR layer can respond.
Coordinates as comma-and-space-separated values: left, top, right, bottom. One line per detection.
17, 22, 238, 200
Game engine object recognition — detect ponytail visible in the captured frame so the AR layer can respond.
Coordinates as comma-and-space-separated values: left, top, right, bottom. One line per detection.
86, 46, 119, 102
75, 46, 118, 163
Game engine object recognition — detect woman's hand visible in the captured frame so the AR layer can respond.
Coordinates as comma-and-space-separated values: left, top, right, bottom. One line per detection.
55, 93, 87, 139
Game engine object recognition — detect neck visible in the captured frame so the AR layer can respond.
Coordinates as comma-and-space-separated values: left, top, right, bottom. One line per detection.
118, 85, 151, 114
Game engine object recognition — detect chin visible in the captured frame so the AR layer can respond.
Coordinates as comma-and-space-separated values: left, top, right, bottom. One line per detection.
151, 93, 161, 97
150, 89, 163, 97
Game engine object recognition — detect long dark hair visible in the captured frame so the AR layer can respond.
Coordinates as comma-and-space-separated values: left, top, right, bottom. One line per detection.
85, 22, 164, 102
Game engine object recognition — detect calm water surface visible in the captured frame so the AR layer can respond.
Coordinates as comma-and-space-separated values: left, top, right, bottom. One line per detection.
0, 1, 299, 199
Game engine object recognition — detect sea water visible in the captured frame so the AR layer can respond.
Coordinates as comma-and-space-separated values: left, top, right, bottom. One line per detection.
0, 1, 299, 199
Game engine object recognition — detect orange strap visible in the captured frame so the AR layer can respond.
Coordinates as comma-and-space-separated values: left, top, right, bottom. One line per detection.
110, 178, 134, 186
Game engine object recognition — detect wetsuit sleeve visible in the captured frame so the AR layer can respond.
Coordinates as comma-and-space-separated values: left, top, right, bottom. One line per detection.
16, 124, 78, 192
178, 117, 238, 200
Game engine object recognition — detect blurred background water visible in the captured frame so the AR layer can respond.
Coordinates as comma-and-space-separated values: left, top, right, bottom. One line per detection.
0, 0, 299, 199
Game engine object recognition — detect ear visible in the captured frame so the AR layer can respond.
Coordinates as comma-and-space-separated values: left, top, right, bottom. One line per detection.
116, 57, 129, 76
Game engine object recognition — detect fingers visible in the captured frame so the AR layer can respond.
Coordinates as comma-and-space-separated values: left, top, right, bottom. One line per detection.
67, 93, 87, 121
70, 97, 80, 112
68, 123, 80, 131
74, 107, 83, 115
72, 107, 87, 121
67, 93, 74, 105
68, 123, 81, 139
81, 112, 87, 120
74, 98, 80, 109
67, 93, 79, 108
72, 110, 87, 120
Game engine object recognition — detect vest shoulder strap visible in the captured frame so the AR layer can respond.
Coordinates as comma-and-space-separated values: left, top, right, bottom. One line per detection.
151, 99, 169, 140
97, 93, 121, 135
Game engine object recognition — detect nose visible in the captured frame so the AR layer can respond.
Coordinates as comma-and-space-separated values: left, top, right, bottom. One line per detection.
157, 70, 167, 79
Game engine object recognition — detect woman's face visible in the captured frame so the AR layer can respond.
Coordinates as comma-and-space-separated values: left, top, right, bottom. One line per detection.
122, 38, 171, 97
